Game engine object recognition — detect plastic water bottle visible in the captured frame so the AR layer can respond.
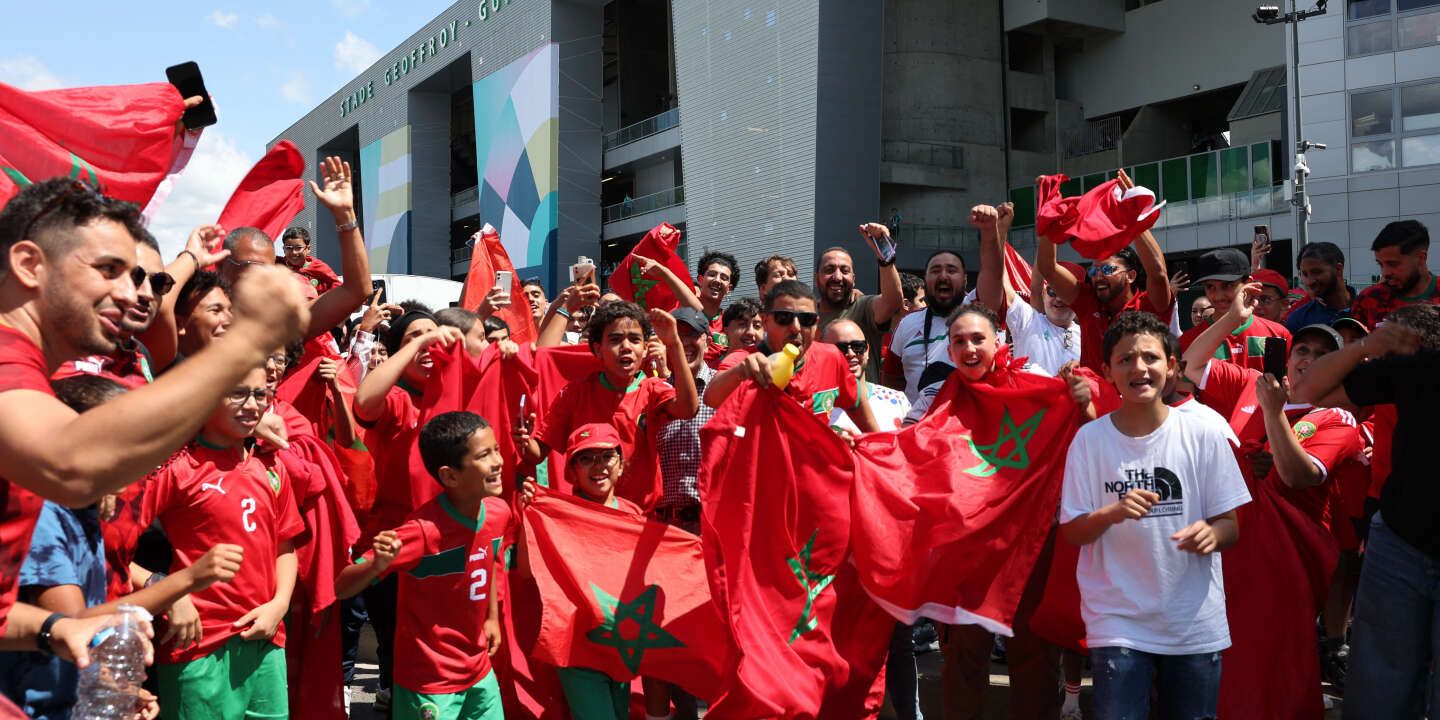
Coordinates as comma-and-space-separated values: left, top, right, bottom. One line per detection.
72, 605, 151, 720
768, 343, 801, 389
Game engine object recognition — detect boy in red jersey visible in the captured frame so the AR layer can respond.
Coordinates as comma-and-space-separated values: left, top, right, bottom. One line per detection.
1179, 248, 1291, 371
144, 365, 304, 718
337, 411, 511, 720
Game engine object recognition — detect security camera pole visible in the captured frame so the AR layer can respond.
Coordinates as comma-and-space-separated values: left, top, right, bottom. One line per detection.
1254, 0, 1328, 248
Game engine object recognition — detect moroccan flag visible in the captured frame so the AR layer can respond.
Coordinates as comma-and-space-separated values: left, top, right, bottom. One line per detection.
1035, 173, 1164, 261
851, 354, 1080, 634
528, 345, 603, 487
0, 80, 185, 208
422, 342, 539, 490
520, 487, 733, 700
610, 223, 695, 310
460, 223, 539, 345
217, 140, 306, 242
700, 385, 893, 719
1004, 243, 1035, 302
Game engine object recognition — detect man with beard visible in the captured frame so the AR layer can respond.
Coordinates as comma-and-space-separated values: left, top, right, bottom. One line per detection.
1285, 242, 1356, 333
815, 223, 904, 382
884, 248, 966, 402
976, 204, 1080, 375
1353, 220, 1437, 329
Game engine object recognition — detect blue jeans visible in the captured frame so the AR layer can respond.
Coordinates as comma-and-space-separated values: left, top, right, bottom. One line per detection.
1090, 646, 1221, 720
886, 622, 923, 720
1345, 513, 1440, 719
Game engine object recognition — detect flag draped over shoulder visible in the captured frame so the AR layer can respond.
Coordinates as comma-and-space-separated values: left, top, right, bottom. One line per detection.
520, 487, 733, 699
216, 140, 305, 241
610, 223, 695, 311
0, 80, 185, 207
1035, 173, 1164, 261
460, 223, 539, 345
699, 386, 893, 720
851, 359, 1080, 635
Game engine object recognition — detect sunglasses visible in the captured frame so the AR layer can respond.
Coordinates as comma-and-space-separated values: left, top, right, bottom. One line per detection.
22, 180, 112, 240
130, 266, 175, 296
1087, 264, 1125, 278
831, 340, 868, 355
765, 309, 820, 327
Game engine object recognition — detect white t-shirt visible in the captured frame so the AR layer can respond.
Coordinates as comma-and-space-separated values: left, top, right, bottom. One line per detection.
888, 309, 953, 402
1059, 409, 1251, 655
1005, 299, 1080, 376
831, 382, 911, 433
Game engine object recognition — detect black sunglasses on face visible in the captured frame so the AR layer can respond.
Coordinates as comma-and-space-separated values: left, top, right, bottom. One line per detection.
765, 309, 819, 327
831, 340, 868, 355
130, 266, 175, 296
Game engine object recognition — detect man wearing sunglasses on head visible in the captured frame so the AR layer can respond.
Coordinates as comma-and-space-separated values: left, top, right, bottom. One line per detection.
707, 280, 879, 433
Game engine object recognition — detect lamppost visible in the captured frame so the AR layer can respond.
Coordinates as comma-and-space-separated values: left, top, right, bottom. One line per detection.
1254, 0, 1328, 248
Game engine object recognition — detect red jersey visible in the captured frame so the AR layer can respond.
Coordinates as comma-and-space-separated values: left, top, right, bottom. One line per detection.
1327, 421, 1374, 551
142, 443, 305, 664
703, 313, 728, 368
718, 342, 861, 417
53, 342, 154, 389
356, 384, 433, 541
360, 494, 513, 693
534, 373, 676, 512
101, 479, 150, 600
1069, 284, 1172, 371
1178, 315, 1292, 373
1352, 274, 1439, 330
285, 257, 341, 295
0, 325, 51, 636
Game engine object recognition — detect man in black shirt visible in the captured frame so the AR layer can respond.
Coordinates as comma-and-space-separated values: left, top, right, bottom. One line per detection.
1293, 303, 1440, 719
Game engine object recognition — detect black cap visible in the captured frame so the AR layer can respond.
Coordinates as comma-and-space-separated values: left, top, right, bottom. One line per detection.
1193, 247, 1250, 283
670, 307, 710, 335
1293, 323, 1344, 351
384, 310, 436, 355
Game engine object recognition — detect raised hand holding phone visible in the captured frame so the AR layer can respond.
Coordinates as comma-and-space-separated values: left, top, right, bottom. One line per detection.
857, 222, 896, 263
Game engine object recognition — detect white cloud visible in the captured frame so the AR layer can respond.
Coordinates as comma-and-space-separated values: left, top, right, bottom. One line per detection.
0, 56, 62, 91
281, 72, 311, 104
255, 13, 279, 28
333, 31, 381, 75
330, 0, 371, 18
145, 131, 253, 261
207, 10, 239, 28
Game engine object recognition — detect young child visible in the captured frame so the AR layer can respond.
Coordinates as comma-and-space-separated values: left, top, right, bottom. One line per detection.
1059, 311, 1251, 718
521, 422, 640, 720
336, 411, 511, 720
144, 365, 305, 719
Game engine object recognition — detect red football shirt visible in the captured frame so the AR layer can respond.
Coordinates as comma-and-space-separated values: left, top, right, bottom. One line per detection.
359, 494, 513, 693
356, 384, 432, 541
1178, 315, 1291, 373
101, 478, 150, 601
1352, 274, 1439, 330
703, 313, 728, 368
534, 373, 676, 512
0, 325, 51, 636
1069, 284, 1172, 372
142, 444, 305, 664
718, 342, 861, 417
53, 343, 154, 389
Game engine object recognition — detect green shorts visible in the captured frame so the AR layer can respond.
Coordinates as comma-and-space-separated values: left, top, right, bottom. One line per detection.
556, 666, 629, 720
394, 671, 504, 720
156, 636, 288, 719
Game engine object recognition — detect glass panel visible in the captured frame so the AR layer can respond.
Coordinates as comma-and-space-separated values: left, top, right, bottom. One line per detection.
1400, 0, 1440, 11
1220, 147, 1251, 194
1082, 173, 1107, 191
1161, 158, 1189, 203
1352, 88, 1396, 136
1251, 142, 1274, 186
1350, 0, 1391, 18
1402, 133, 1440, 165
1352, 139, 1397, 171
1400, 8, 1440, 47
1402, 82, 1440, 130
1348, 21, 1394, 54
1134, 163, 1161, 193
1009, 186, 1037, 227
1189, 152, 1219, 199
1060, 177, 1083, 197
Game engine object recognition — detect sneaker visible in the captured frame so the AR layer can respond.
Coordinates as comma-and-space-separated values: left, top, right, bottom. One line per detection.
1319, 637, 1348, 693
374, 688, 391, 714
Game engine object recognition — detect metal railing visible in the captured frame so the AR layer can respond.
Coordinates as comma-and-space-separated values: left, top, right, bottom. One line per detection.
603, 107, 681, 151
893, 224, 979, 252
1062, 116, 1122, 159
602, 186, 685, 223
881, 140, 965, 170
1150, 186, 1287, 229
451, 186, 479, 209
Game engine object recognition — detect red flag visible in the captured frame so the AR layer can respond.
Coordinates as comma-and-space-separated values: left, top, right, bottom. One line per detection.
1004, 243, 1035, 302
520, 487, 733, 699
0, 80, 185, 207
216, 140, 305, 242
851, 359, 1080, 634
528, 345, 603, 487
1035, 173, 1164, 261
610, 223, 695, 311
699, 386, 892, 719
460, 223, 539, 345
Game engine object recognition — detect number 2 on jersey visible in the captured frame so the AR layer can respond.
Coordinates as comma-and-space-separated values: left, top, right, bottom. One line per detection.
468, 549, 488, 601
241, 497, 257, 533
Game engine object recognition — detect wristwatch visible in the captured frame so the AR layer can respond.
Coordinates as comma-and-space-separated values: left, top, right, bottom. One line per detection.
336, 220, 359, 233
36, 612, 64, 657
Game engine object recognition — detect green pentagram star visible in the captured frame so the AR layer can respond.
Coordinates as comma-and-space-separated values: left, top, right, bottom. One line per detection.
787, 529, 835, 644
586, 583, 683, 673
629, 264, 660, 307
964, 407, 1044, 478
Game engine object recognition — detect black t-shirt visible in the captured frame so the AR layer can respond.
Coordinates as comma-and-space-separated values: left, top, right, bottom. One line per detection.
1345, 351, 1440, 556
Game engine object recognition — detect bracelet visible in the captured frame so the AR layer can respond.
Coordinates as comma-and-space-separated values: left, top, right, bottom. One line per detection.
555, 307, 572, 319
36, 612, 64, 657
145, 571, 168, 588
336, 221, 359, 233
878, 257, 896, 268
179, 249, 200, 272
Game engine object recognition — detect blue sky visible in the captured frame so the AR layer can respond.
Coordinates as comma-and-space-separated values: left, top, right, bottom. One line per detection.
1, 0, 452, 255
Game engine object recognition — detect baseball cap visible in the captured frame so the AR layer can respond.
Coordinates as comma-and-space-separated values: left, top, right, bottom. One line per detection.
670, 307, 710, 336
1293, 323, 1344, 351
1193, 248, 1251, 284
565, 423, 622, 462
1252, 268, 1290, 296
1332, 316, 1370, 337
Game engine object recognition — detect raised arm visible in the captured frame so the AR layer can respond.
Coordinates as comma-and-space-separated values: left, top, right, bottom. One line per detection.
859, 223, 904, 325
651, 310, 699, 420
973, 204, 1009, 312
303, 157, 372, 341
1181, 282, 1259, 386
140, 224, 231, 372
1115, 170, 1171, 312
1255, 375, 1324, 489
1037, 236, 1081, 305
634, 256, 704, 312
354, 326, 463, 421
1291, 323, 1420, 407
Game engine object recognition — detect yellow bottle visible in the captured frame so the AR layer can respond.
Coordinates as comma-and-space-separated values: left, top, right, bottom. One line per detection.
768, 344, 801, 390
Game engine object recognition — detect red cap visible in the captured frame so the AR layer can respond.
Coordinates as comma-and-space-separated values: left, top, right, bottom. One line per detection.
565, 423, 622, 461
1252, 269, 1290, 296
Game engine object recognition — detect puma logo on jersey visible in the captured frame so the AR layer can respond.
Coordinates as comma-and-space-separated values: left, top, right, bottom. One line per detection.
200, 477, 227, 495
1240, 405, 1256, 414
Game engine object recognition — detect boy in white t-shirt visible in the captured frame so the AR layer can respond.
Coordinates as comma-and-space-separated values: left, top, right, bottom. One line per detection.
1059, 311, 1250, 719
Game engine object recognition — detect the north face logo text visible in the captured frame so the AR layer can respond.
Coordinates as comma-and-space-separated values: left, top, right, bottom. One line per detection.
1105, 466, 1184, 518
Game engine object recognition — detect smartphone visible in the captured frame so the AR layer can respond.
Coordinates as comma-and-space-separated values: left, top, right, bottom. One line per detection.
164, 62, 219, 130
494, 270, 514, 295
570, 256, 596, 285
1262, 336, 1287, 379
863, 228, 897, 264
1253, 224, 1271, 248
371, 279, 387, 305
